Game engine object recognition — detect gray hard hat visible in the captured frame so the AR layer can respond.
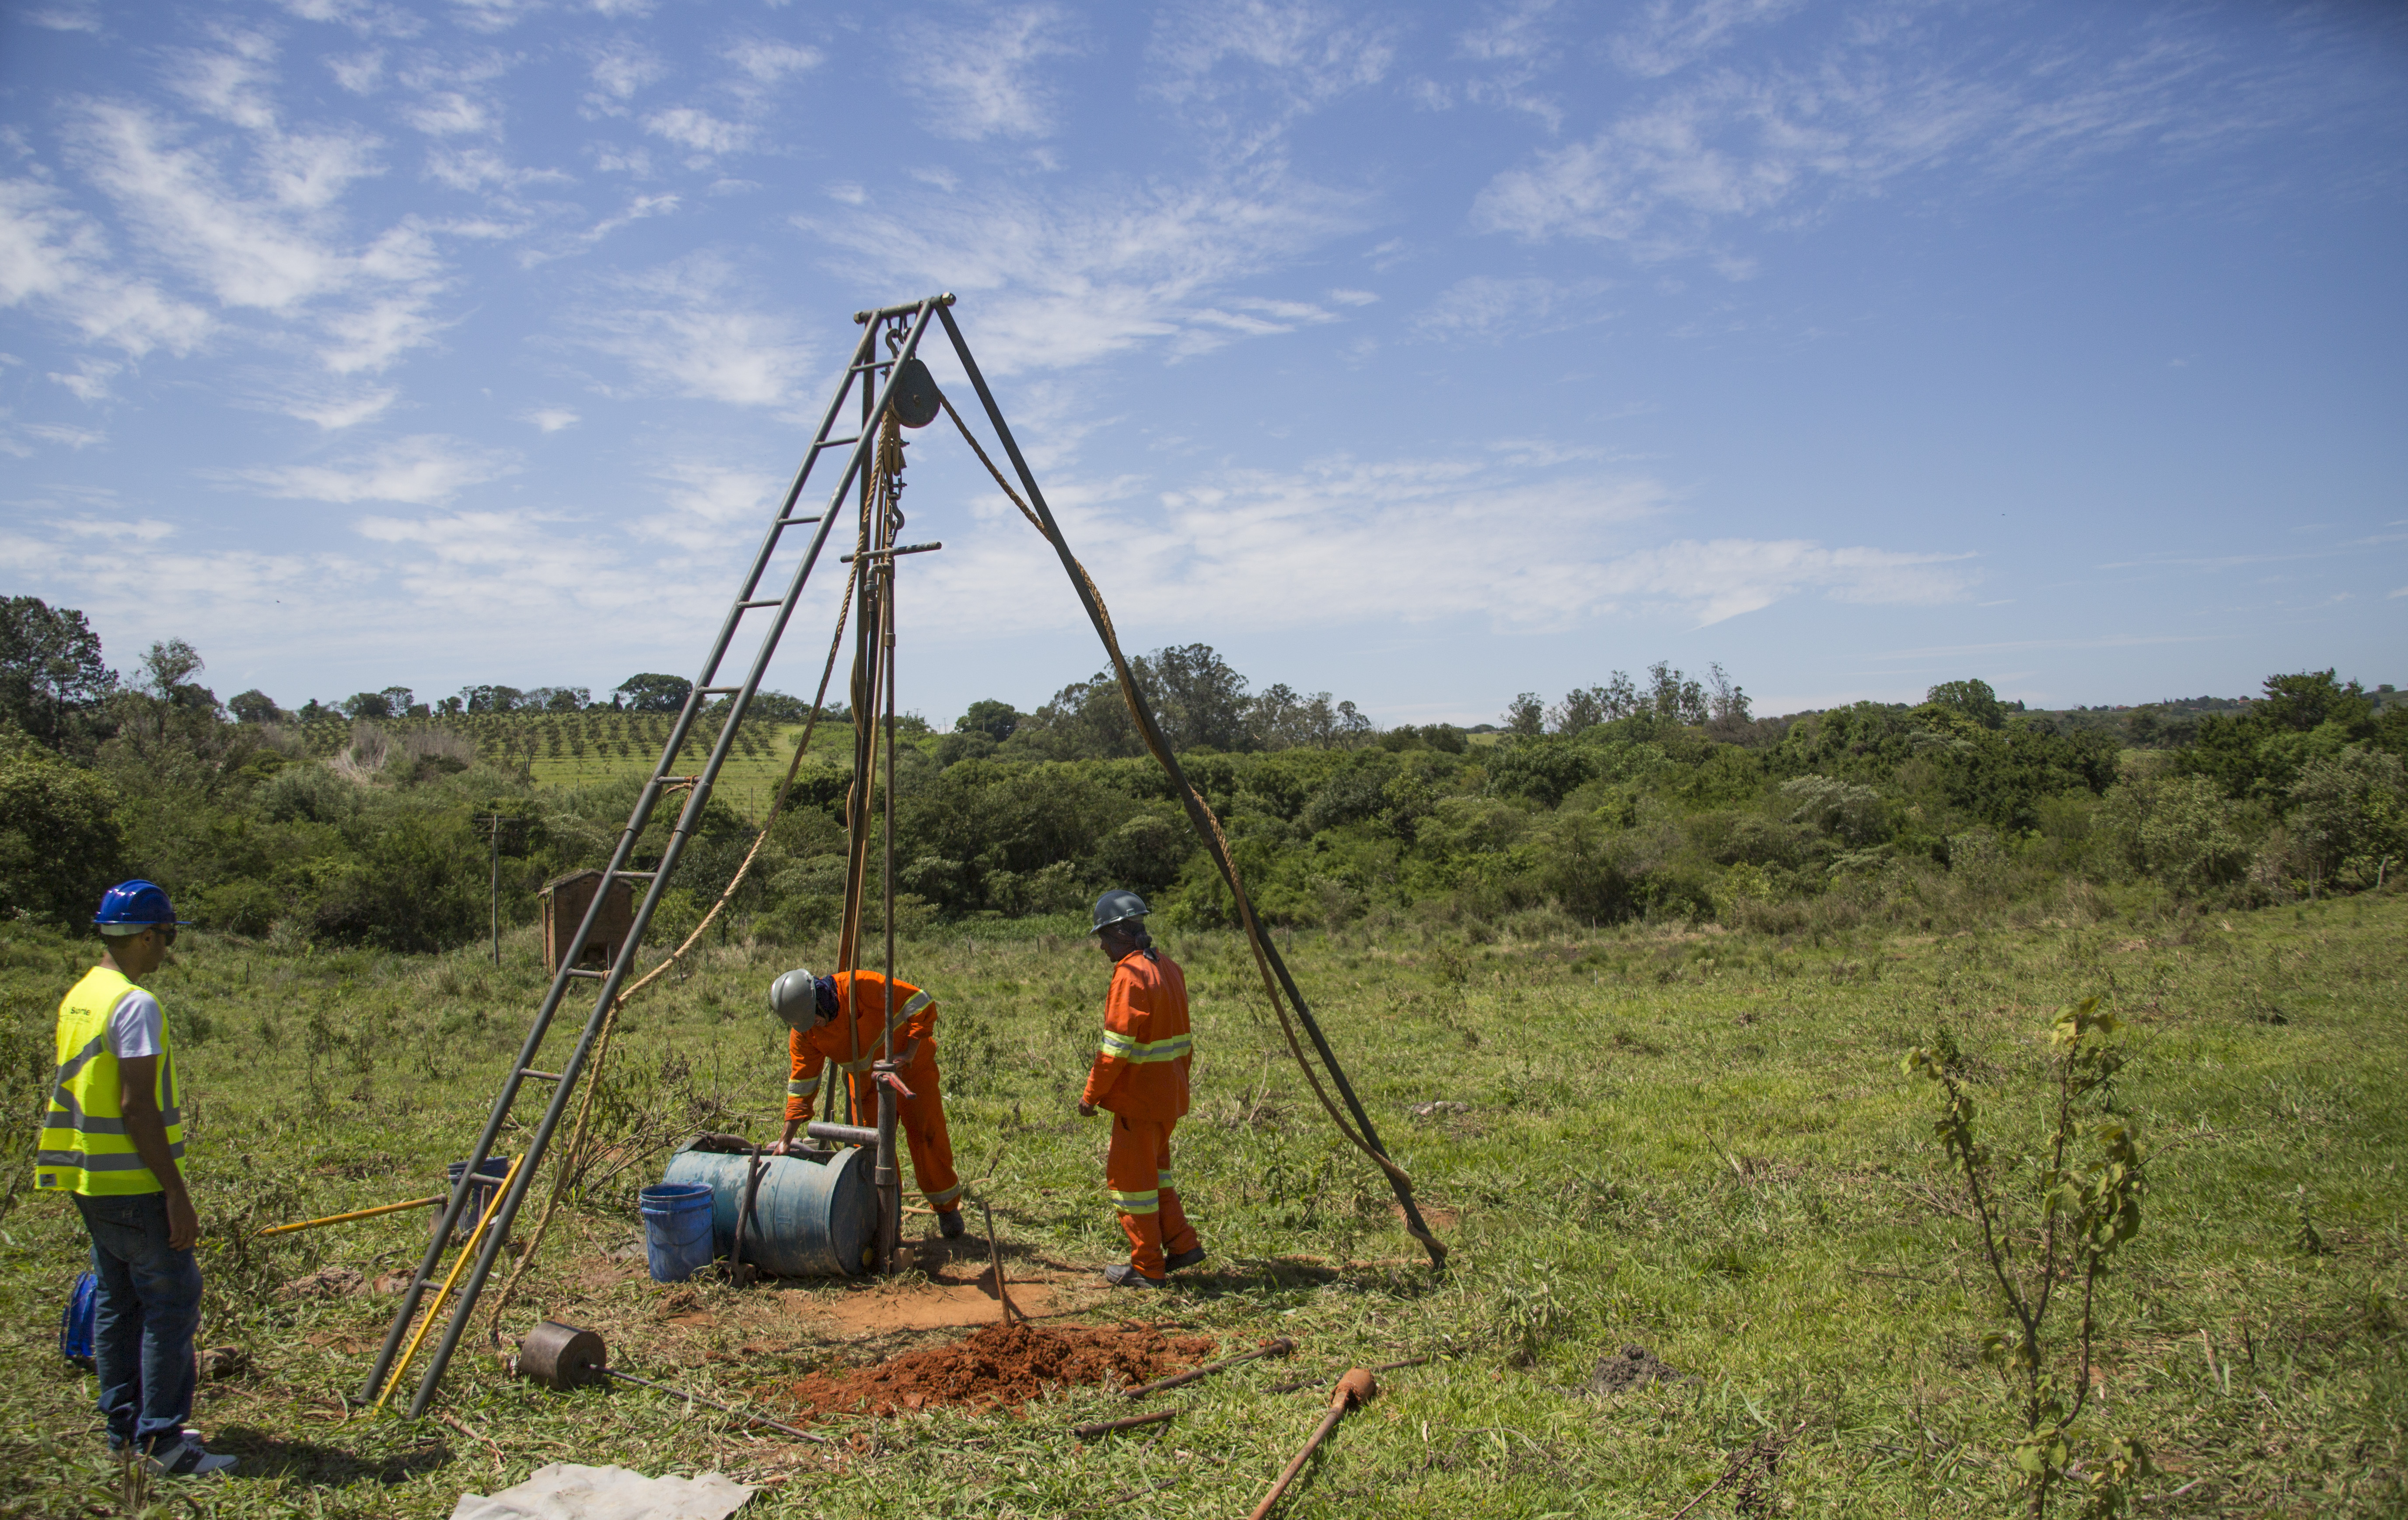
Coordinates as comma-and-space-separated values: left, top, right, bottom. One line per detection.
1090, 889, 1150, 935
769, 967, 823, 1031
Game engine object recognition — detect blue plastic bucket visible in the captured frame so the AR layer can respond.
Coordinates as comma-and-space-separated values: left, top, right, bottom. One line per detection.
639, 1183, 716, 1283
60, 1271, 97, 1368
661, 1145, 877, 1279
441, 1156, 514, 1242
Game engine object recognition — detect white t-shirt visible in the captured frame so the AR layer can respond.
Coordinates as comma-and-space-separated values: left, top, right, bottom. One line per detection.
106, 988, 165, 1061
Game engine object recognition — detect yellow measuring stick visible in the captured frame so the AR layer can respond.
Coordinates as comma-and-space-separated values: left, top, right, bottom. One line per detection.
254, 1196, 444, 1238
374, 1155, 525, 1411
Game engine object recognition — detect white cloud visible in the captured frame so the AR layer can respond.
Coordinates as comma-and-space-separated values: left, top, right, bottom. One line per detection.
1611, 0, 1807, 80
642, 108, 752, 156
525, 407, 579, 432
403, 91, 497, 137
234, 434, 511, 503
0, 178, 212, 357
724, 39, 823, 84
1472, 19, 2264, 263
168, 32, 283, 132
426, 146, 572, 192
1147, 0, 1396, 155
320, 289, 447, 373
277, 384, 399, 429
636, 461, 781, 551
24, 422, 107, 449
328, 51, 385, 93
589, 43, 664, 106
49, 359, 121, 401
902, 5, 1085, 142
1411, 275, 1612, 341
570, 254, 812, 406
25, 7, 104, 31
898, 450, 1974, 639
800, 172, 1363, 373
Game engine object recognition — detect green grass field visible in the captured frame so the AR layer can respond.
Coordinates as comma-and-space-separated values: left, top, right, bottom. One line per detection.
1, 895, 2401, 1516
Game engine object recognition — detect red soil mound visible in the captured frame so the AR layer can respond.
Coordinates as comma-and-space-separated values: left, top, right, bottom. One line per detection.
778, 1321, 1215, 1421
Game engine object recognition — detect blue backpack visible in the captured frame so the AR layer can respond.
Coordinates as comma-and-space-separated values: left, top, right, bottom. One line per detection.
60, 1271, 97, 1369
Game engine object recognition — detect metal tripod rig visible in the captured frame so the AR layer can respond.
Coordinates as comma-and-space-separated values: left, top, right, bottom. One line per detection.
362, 295, 1444, 1419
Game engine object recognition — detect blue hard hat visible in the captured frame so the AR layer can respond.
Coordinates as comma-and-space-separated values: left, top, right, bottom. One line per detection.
93, 880, 189, 930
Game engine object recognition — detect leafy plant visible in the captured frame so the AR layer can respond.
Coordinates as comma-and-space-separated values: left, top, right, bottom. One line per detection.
1904, 997, 2149, 1517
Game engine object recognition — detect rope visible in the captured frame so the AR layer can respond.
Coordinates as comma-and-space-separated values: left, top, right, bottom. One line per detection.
938, 394, 1443, 1262
483, 567, 863, 1348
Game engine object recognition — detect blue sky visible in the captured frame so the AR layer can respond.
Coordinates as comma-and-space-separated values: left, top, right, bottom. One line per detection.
3, 0, 2402, 726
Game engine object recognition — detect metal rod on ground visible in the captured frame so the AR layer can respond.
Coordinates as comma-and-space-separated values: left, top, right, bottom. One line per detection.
982, 1201, 1019, 1323
517, 1320, 828, 1443
601, 1367, 828, 1444
1246, 1368, 1378, 1520
1122, 1337, 1295, 1399
1073, 1408, 1174, 1440
254, 1196, 442, 1238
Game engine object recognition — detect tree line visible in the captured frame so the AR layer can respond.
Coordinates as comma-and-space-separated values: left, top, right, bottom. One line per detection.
3, 593, 2402, 954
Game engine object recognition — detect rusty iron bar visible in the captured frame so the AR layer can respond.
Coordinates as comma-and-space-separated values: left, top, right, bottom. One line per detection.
982, 1201, 1021, 1324
600, 1367, 829, 1444
839, 541, 942, 563
1073, 1408, 1175, 1440
1123, 1337, 1297, 1400
1246, 1368, 1378, 1520
805, 1121, 879, 1148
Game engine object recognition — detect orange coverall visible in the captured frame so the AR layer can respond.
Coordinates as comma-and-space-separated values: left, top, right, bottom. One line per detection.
784, 969, 962, 1214
1082, 947, 1198, 1278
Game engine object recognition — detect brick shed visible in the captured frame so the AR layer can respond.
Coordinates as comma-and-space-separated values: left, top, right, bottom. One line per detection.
540, 869, 634, 973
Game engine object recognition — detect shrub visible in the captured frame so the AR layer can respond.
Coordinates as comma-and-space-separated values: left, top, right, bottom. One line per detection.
2099, 774, 2251, 896
2286, 749, 2406, 889
0, 732, 124, 924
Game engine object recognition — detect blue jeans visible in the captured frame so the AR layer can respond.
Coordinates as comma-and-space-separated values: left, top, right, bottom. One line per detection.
71, 1192, 202, 1451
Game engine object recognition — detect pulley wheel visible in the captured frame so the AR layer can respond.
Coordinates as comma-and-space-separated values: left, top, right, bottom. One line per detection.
886, 357, 941, 429
518, 1320, 608, 1389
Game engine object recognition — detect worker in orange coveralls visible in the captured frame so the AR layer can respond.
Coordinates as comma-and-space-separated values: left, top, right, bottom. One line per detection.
766, 966, 966, 1239
1077, 890, 1206, 1288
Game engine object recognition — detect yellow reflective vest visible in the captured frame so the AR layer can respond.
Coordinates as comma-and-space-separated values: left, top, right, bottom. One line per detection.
34, 965, 183, 1196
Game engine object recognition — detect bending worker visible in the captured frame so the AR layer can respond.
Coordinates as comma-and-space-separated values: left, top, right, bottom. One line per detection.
1079, 890, 1206, 1288
35, 882, 237, 1478
768, 965, 966, 1239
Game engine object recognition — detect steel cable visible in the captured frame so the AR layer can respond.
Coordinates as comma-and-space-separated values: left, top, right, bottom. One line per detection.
937, 392, 1445, 1267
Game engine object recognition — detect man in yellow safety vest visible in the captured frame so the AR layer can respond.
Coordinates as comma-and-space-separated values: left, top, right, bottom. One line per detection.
35, 880, 236, 1478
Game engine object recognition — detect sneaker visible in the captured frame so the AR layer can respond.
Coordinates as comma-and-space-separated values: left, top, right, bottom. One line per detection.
1164, 1245, 1206, 1272
142, 1436, 237, 1478
1102, 1263, 1167, 1290
937, 1209, 966, 1240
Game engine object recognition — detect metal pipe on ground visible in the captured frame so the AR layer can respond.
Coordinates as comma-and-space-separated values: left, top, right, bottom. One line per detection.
253, 1196, 441, 1238
517, 1321, 827, 1444
1122, 1338, 1295, 1399
1246, 1368, 1377, 1520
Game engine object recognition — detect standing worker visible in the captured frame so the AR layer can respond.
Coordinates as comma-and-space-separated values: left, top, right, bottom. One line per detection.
767, 966, 967, 1238
1078, 890, 1206, 1288
34, 882, 237, 1477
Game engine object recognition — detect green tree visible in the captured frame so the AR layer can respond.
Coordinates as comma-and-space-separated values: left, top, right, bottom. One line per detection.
956, 699, 1022, 742
2286, 749, 2407, 889
1503, 692, 1545, 737
1926, 677, 2007, 730
227, 689, 286, 724
0, 596, 119, 750
2258, 669, 2370, 735
614, 673, 691, 712
0, 731, 125, 923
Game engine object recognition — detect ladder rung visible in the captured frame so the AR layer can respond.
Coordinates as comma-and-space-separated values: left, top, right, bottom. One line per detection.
564, 968, 608, 980
612, 869, 657, 880
654, 774, 699, 786
737, 600, 782, 609
698, 686, 740, 695
841, 541, 942, 563
519, 1067, 564, 1082
776, 515, 822, 526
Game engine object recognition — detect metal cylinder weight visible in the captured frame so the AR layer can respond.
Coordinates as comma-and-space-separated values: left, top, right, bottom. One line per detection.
518, 1321, 608, 1389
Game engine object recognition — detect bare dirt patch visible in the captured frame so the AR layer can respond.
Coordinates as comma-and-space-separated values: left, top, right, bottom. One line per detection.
776, 1321, 1214, 1421
1585, 1342, 1682, 1395
788, 1281, 1063, 1334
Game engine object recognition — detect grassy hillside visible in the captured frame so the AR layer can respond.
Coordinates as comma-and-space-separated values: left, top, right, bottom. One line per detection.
1, 896, 2401, 1516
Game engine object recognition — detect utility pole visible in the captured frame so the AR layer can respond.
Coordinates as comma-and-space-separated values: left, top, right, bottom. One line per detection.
475, 813, 504, 964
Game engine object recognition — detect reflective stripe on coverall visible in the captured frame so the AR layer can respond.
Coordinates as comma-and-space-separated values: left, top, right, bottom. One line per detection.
785, 970, 961, 1210
1083, 948, 1197, 1277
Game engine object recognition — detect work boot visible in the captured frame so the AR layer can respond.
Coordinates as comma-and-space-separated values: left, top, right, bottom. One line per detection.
140, 1436, 238, 1478
1102, 1263, 1167, 1290
937, 1209, 966, 1240
1165, 1245, 1206, 1272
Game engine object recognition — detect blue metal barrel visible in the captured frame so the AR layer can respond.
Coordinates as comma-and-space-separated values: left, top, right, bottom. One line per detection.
659, 1146, 877, 1279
